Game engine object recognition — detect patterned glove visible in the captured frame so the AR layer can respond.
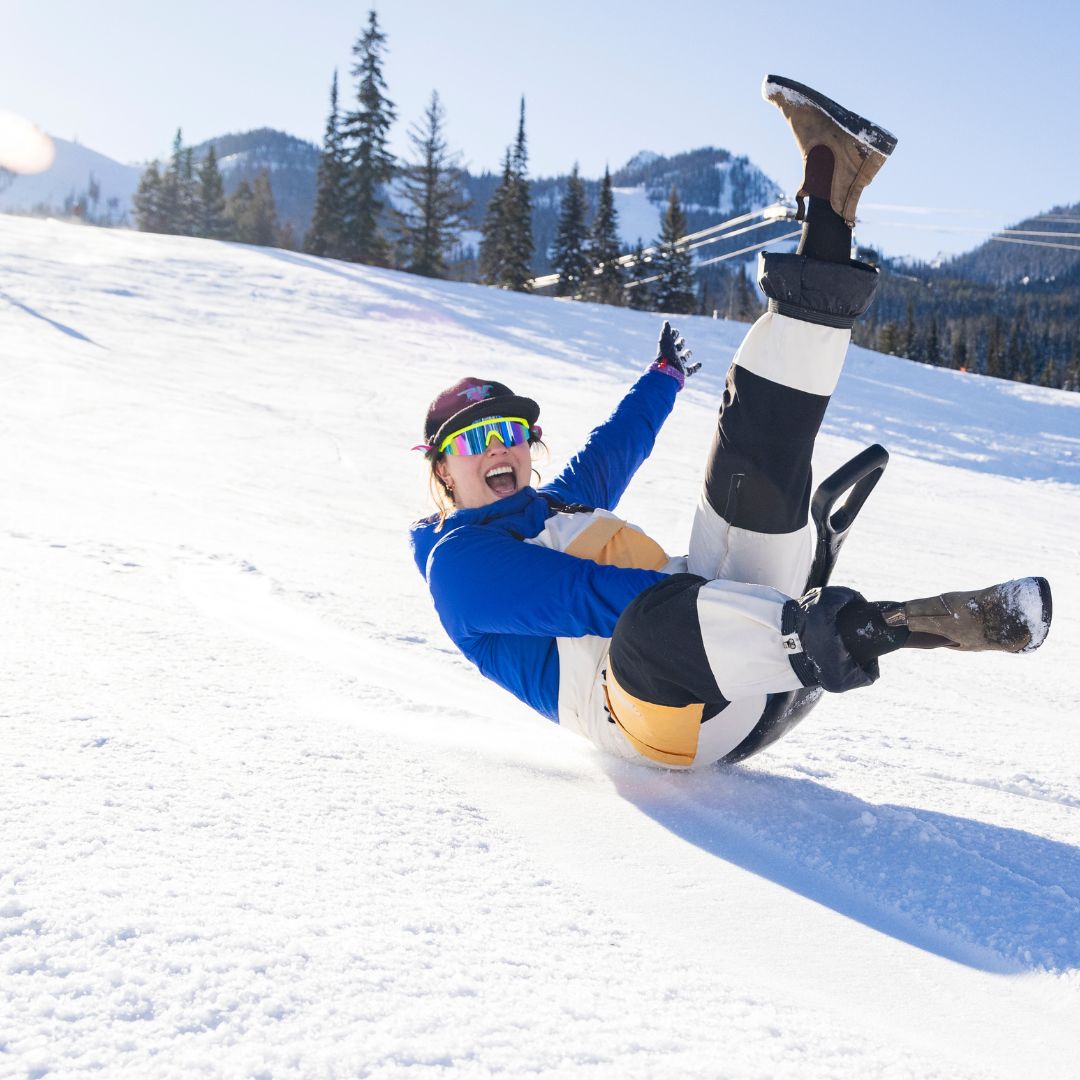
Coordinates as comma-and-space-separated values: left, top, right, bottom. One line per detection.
649, 321, 701, 390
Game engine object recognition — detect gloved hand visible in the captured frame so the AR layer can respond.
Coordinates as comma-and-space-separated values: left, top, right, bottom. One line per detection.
650, 321, 701, 389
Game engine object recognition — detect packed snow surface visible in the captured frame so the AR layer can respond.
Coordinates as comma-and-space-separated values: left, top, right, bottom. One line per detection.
1, 214, 1078, 1078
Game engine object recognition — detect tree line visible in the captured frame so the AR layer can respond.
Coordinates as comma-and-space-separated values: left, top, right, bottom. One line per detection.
854, 251, 1080, 392
131, 8, 705, 314
133, 130, 291, 247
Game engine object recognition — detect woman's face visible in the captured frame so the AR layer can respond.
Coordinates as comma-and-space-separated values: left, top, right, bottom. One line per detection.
436, 435, 533, 510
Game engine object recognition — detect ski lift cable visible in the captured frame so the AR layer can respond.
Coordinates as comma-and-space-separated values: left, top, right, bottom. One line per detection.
987, 235, 1080, 253
693, 230, 802, 270
864, 219, 1080, 237
612, 202, 788, 269
996, 228, 1080, 239
686, 216, 787, 253
679, 204, 789, 245
624, 228, 802, 289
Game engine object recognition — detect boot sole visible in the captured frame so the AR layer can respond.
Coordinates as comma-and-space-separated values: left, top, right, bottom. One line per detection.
763, 75, 898, 157
1023, 576, 1053, 652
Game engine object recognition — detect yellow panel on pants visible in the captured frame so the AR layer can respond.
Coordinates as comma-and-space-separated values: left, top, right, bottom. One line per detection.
562, 513, 697, 764
603, 667, 704, 767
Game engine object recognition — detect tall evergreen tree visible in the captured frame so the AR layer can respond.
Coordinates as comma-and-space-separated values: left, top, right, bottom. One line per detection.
925, 315, 941, 366
180, 147, 199, 236
503, 97, 534, 290
306, 70, 349, 258
732, 265, 761, 322
653, 185, 696, 314
584, 166, 623, 305
626, 240, 655, 311
133, 161, 167, 233
985, 316, 1004, 378
340, 10, 397, 265
226, 171, 280, 247
878, 321, 900, 355
398, 90, 469, 278
248, 171, 280, 247
479, 99, 533, 291
902, 300, 917, 359
952, 326, 969, 370
550, 164, 589, 297
479, 149, 513, 286
158, 129, 185, 234
197, 144, 228, 239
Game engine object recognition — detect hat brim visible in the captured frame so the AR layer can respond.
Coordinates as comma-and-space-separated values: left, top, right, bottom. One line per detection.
430, 395, 541, 454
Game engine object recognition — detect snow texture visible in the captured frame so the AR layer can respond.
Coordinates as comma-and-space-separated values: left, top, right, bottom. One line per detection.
1, 213, 1079, 1079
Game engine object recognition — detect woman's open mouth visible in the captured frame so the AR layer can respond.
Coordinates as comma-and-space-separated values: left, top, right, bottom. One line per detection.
485, 464, 517, 497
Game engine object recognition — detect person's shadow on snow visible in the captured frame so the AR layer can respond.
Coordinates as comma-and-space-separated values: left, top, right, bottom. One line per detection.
609, 764, 1080, 973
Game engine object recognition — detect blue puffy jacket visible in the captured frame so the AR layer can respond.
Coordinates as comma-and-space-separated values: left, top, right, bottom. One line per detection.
410, 369, 679, 720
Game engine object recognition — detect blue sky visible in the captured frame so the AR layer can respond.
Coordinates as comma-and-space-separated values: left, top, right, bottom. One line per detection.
5, 0, 1080, 261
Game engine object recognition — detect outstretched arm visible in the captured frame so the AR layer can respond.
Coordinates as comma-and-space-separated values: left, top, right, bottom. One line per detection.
542, 323, 699, 511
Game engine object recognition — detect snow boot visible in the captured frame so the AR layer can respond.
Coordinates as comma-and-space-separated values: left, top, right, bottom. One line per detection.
763, 74, 897, 227
878, 577, 1053, 654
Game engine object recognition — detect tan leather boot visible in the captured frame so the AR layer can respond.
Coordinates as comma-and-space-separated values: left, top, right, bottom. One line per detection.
763, 74, 898, 227
879, 577, 1052, 653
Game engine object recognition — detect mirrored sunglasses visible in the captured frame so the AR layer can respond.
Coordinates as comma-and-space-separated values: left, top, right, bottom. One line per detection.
439, 417, 532, 456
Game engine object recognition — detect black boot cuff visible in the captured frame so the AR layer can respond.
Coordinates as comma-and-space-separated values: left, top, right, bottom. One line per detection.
758, 252, 879, 328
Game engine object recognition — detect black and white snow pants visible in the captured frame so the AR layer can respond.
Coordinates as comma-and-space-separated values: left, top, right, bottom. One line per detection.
587, 254, 879, 767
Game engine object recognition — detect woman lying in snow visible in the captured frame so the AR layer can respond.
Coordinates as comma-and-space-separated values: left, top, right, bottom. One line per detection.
409, 75, 1052, 768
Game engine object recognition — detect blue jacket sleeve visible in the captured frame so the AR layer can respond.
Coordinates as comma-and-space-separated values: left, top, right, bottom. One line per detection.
541, 368, 678, 512
428, 525, 666, 641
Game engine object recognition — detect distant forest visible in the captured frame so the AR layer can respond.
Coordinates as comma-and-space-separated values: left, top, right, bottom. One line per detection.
855, 206, 1080, 391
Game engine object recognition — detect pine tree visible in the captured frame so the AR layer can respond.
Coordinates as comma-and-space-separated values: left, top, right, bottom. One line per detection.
902, 299, 917, 359
479, 99, 533, 291
133, 161, 167, 233
225, 171, 280, 247
306, 70, 350, 258
985, 316, 1004, 378
197, 144, 228, 239
626, 240, 654, 311
952, 326, 969, 371
158, 129, 185, 234
398, 90, 469, 278
503, 97, 534, 290
584, 166, 623, 305
550, 164, 590, 297
248, 171, 280, 246
479, 149, 514, 287
925, 315, 941, 366
878, 321, 899, 355
180, 147, 200, 236
733, 265, 761, 322
225, 180, 254, 242
340, 10, 397, 265
653, 185, 696, 314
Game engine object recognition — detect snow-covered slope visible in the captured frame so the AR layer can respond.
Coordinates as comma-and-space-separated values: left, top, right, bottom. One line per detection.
2, 214, 1078, 1078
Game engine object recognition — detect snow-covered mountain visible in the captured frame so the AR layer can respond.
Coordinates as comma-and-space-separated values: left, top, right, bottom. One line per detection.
2, 213, 1079, 1078
0, 135, 140, 223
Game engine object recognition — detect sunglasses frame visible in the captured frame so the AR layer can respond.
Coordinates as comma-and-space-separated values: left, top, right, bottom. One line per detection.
438, 416, 532, 456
